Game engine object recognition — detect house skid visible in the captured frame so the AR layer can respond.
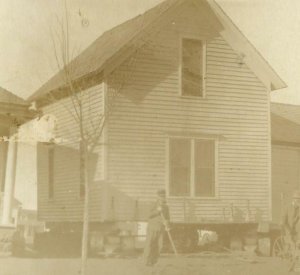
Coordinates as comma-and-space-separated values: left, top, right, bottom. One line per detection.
28, 0, 286, 244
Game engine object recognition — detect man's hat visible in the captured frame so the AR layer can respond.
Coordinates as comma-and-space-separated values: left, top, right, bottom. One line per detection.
293, 190, 300, 199
157, 189, 166, 197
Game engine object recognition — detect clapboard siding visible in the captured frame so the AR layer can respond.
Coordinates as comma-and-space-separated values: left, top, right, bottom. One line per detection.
105, 3, 270, 223
37, 84, 104, 222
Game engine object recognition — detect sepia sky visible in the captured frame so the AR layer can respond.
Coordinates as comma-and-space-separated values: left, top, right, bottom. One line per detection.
0, 0, 299, 104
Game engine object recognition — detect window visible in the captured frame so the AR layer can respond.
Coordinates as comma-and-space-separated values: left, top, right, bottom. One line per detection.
181, 38, 206, 97
194, 140, 215, 197
168, 138, 216, 197
169, 139, 191, 196
48, 145, 55, 199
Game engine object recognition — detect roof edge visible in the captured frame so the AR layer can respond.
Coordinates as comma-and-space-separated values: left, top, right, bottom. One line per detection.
204, 0, 287, 91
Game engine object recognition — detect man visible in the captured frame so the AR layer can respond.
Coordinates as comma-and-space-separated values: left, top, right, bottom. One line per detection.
143, 189, 170, 266
283, 190, 300, 243
282, 190, 300, 272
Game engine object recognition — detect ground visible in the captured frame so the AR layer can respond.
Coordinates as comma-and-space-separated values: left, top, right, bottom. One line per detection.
0, 254, 298, 275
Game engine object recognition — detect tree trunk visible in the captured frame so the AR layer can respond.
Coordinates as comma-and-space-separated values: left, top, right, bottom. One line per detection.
81, 140, 89, 275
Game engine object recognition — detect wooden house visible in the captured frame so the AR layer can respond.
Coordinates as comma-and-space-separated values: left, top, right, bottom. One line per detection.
29, 0, 286, 236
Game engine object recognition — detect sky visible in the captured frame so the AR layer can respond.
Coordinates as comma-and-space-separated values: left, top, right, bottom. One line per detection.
0, 0, 300, 104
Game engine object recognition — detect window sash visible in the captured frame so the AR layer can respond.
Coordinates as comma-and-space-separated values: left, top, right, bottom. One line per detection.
181, 38, 206, 97
169, 138, 191, 196
194, 139, 215, 197
168, 138, 216, 197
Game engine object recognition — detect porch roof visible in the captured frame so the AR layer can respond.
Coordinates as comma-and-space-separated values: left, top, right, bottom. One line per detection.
271, 103, 300, 145
0, 87, 35, 128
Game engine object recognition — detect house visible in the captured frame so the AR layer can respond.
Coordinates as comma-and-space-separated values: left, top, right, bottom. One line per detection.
0, 86, 35, 225
0, 86, 37, 253
271, 103, 300, 224
28, 0, 286, 243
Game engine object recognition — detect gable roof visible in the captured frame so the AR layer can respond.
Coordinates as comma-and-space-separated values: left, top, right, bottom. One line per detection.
271, 102, 300, 125
271, 113, 300, 144
28, 0, 179, 102
271, 103, 300, 144
205, 0, 286, 92
0, 87, 35, 122
0, 86, 28, 106
29, 0, 286, 102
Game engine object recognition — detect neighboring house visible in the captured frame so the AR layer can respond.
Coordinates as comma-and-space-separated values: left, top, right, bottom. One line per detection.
28, 0, 286, 236
271, 103, 300, 224
0, 86, 34, 225
0, 87, 44, 250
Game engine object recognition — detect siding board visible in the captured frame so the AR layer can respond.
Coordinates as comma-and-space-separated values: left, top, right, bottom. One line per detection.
37, 84, 104, 222
106, 6, 270, 223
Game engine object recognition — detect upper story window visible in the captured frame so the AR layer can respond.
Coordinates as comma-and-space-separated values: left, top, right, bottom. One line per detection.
168, 138, 216, 197
181, 38, 206, 97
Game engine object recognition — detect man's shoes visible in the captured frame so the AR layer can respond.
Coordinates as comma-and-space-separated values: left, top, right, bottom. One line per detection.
145, 260, 158, 267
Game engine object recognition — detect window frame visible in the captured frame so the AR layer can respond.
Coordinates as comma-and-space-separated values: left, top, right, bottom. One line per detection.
166, 136, 218, 199
179, 36, 207, 98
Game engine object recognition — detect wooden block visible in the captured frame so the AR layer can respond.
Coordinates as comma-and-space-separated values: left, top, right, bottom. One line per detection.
257, 237, 270, 256
230, 237, 243, 251
257, 222, 270, 233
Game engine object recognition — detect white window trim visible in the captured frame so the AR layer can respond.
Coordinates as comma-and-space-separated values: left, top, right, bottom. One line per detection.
166, 135, 219, 200
179, 36, 207, 98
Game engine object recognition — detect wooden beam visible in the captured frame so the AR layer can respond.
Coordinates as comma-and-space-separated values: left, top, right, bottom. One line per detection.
36, 72, 104, 108
0, 103, 36, 121
272, 140, 300, 148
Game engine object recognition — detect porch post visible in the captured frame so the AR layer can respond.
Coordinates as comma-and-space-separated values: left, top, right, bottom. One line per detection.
1, 127, 18, 225
0, 141, 8, 193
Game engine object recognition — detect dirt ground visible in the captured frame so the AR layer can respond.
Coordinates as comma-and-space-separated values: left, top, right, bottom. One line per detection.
0, 254, 299, 275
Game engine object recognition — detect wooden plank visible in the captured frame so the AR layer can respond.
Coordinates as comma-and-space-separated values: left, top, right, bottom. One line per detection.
38, 84, 104, 221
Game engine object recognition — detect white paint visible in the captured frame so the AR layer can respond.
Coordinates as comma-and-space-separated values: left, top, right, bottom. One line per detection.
18, 114, 58, 143
1, 133, 18, 225
2, 115, 57, 214
14, 142, 37, 211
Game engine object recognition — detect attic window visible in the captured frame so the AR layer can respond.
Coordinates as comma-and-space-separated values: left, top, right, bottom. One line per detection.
181, 38, 206, 97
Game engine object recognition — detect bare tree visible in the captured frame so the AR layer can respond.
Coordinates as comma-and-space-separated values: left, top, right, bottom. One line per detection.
45, 7, 129, 275
41, 1, 174, 274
